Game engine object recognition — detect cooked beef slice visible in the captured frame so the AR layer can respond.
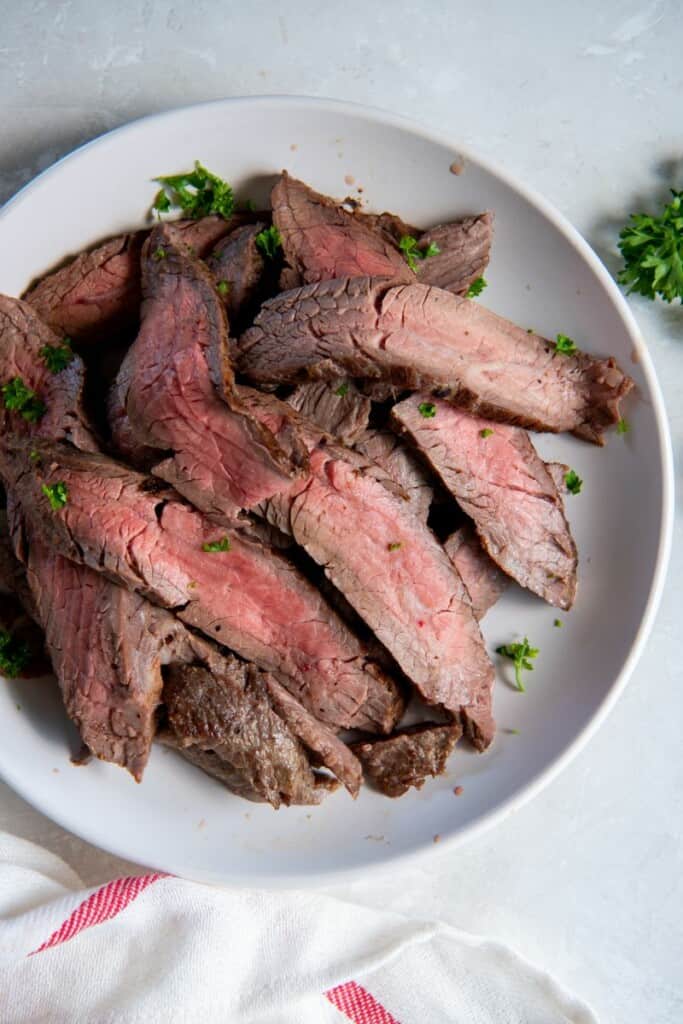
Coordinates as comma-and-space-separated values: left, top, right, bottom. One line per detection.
416, 213, 493, 295
443, 526, 507, 620
287, 380, 371, 445
2, 442, 387, 731
351, 721, 461, 797
207, 222, 266, 322
238, 277, 632, 444
265, 676, 362, 796
242, 392, 495, 735
272, 172, 411, 286
0, 295, 98, 453
547, 461, 571, 492
393, 397, 577, 609
348, 670, 406, 735
354, 429, 433, 521
109, 224, 304, 521
162, 662, 336, 806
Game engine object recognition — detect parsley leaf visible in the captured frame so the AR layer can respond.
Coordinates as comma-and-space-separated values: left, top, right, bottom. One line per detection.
41, 482, 68, 510
40, 338, 74, 374
466, 276, 487, 298
255, 225, 282, 259
152, 247, 167, 261
555, 333, 579, 355
1, 378, 46, 422
564, 469, 583, 495
334, 382, 349, 397
216, 279, 231, 296
418, 401, 436, 419
202, 536, 231, 553
399, 235, 441, 272
554, 618, 563, 628
387, 541, 402, 552
616, 417, 630, 435
152, 162, 235, 220
618, 190, 683, 302
496, 637, 539, 692
0, 630, 31, 678
479, 427, 494, 438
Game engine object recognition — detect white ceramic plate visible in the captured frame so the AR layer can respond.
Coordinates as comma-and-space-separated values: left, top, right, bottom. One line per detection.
0, 97, 673, 886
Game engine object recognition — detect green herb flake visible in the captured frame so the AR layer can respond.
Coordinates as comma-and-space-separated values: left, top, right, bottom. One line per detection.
564, 469, 583, 495
479, 428, 494, 439
40, 338, 74, 374
399, 235, 441, 272
555, 333, 579, 355
152, 161, 235, 220
618, 190, 683, 303
0, 630, 32, 679
216, 280, 231, 296
387, 541, 402, 552
41, 481, 68, 510
554, 618, 563, 628
334, 382, 349, 397
496, 637, 539, 692
29, 449, 41, 463
418, 401, 437, 419
255, 225, 282, 259
244, 198, 256, 212
1, 377, 46, 422
616, 417, 630, 435
152, 247, 167, 262
527, 328, 534, 334
466, 276, 487, 298
202, 536, 231, 553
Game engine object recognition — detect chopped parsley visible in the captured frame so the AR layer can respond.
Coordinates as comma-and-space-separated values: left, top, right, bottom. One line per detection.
496, 637, 539, 692
243, 198, 256, 212
554, 333, 579, 355
334, 382, 349, 397
616, 417, 630, 435
564, 469, 583, 495
40, 338, 74, 374
618, 190, 683, 302
202, 536, 231, 553
466, 276, 487, 298
255, 225, 282, 259
152, 247, 167, 261
216, 279, 231, 296
29, 449, 40, 463
0, 630, 32, 678
152, 162, 235, 220
41, 481, 68, 510
479, 428, 494, 438
418, 401, 436, 419
387, 541, 402, 552
554, 618, 563, 628
399, 235, 440, 272
1, 378, 45, 422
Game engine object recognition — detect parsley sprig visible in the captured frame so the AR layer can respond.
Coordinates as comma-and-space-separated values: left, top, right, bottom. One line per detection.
255, 225, 282, 259
466, 276, 487, 298
496, 637, 539, 692
202, 536, 231, 553
2, 378, 46, 422
40, 338, 74, 374
152, 162, 235, 220
0, 630, 32, 678
564, 469, 583, 496
418, 401, 436, 419
399, 235, 440, 272
555, 334, 578, 355
618, 190, 683, 302
42, 482, 68, 510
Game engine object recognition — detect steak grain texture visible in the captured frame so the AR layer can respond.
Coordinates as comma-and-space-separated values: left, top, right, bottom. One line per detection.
287, 379, 371, 445
416, 214, 493, 295
207, 222, 266, 322
351, 721, 461, 797
443, 526, 507, 620
354, 429, 434, 522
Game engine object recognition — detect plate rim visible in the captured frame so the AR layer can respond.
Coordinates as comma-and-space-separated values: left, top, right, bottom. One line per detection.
0, 94, 674, 886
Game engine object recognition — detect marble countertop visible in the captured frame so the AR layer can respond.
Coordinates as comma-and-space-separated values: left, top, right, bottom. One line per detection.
1, 2, 681, 1020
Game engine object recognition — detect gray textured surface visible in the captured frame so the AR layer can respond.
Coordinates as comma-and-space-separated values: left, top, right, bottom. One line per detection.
1, 2, 682, 1021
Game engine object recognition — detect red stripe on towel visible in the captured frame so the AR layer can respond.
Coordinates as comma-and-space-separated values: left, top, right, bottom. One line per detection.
325, 980, 402, 1024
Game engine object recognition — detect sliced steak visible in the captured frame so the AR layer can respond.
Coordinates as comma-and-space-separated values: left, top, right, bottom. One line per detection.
238, 277, 632, 444
207, 222, 265, 323
416, 213, 493, 295
162, 661, 336, 806
444, 526, 507, 620
109, 224, 305, 520
354, 429, 433, 521
393, 397, 577, 609
351, 722, 461, 797
287, 380, 371, 445
2, 442, 386, 731
272, 172, 411, 286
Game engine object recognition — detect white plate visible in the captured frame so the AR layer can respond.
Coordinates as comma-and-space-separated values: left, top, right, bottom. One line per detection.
0, 97, 673, 886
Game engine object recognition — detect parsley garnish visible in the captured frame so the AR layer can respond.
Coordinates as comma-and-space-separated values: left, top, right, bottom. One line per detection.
479, 428, 494, 438
564, 469, 583, 495
243, 198, 256, 212
616, 417, 630, 435
29, 449, 40, 463
0, 630, 31, 678
40, 338, 74, 374
555, 334, 578, 355
335, 382, 349, 397
399, 235, 440, 272
202, 536, 231, 553
1, 378, 46, 422
387, 542, 402, 552
152, 162, 235, 220
255, 225, 282, 259
418, 401, 436, 419
496, 637, 539, 692
216, 280, 231, 296
618, 190, 683, 302
554, 618, 563, 628
466, 276, 487, 298
42, 481, 68, 510
152, 247, 167, 261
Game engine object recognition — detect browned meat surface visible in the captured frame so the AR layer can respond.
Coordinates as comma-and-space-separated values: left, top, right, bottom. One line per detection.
443, 526, 507, 620
287, 379, 371, 445
354, 429, 433, 522
393, 397, 577, 609
351, 722, 461, 797
207, 222, 265, 322
109, 224, 305, 521
417, 213, 493, 295
238, 276, 632, 444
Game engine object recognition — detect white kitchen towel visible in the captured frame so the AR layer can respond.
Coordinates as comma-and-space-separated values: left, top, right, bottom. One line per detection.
0, 831, 597, 1024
